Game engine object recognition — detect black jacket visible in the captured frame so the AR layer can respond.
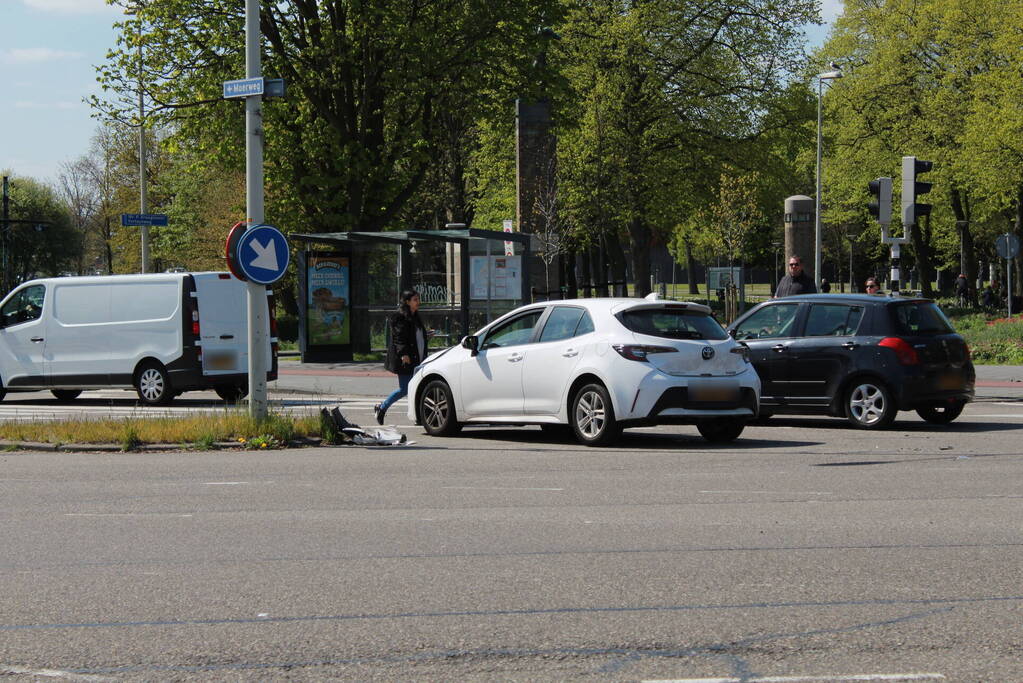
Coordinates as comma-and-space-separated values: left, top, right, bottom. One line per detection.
775, 271, 817, 297
385, 312, 428, 374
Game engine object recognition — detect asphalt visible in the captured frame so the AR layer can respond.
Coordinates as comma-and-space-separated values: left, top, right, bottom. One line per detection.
272, 356, 1023, 398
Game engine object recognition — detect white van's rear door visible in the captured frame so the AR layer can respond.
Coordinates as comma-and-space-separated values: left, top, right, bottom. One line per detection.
193, 273, 264, 376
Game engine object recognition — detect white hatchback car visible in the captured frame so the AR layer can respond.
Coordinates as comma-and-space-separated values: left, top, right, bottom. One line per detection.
406, 295, 761, 445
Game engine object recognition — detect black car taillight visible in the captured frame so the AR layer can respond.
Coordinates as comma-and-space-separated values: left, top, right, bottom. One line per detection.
612, 344, 677, 362
879, 337, 919, 365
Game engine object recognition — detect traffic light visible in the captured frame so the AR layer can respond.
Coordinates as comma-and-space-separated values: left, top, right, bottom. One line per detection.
901, 156, 933, 226
867, 176, 892, 224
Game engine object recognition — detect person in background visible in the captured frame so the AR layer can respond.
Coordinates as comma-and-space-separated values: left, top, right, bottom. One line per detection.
954, 273, 970, 306
865, 277, 881, 294
774, 256, 817, 297
820, 278, 831, 293
374, 289, 429, 425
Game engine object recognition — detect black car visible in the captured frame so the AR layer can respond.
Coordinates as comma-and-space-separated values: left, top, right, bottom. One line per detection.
727, 294, 975, 428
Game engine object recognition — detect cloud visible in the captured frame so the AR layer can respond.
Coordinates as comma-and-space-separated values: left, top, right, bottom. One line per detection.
1, 47, 84, 64
21, 0, 120, 13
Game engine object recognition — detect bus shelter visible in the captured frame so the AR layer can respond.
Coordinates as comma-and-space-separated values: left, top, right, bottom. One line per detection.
292, 228, 532, 362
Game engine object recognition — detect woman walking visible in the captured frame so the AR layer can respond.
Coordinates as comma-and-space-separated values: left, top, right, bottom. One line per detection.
374, 289, 428, 425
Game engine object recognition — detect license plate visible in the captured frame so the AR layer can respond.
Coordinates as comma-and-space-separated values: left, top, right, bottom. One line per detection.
937, 371, 964, 390
689, 380, 740, 402
204, 349, 237, 371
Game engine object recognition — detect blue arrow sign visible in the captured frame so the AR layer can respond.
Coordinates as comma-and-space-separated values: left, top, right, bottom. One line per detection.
121, 213, 168, 227
236, 225, 290, 285
223, 77, 264, 99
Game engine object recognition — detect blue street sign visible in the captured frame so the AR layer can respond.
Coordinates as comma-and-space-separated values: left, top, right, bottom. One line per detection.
121, 213, 169, 227
235, 225, 290, 285
223, 77, 264, 99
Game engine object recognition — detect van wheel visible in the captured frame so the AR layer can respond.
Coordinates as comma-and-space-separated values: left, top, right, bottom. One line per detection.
136, 363, 173, 406
214, 385, 248, 403
570, 383, 619, 446
51, 390, 82, 402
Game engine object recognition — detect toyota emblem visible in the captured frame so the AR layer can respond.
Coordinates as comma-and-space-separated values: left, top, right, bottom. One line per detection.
702, 346, 715, 360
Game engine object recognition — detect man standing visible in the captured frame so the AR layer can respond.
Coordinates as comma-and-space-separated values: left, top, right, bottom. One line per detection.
774, 256, 817, 297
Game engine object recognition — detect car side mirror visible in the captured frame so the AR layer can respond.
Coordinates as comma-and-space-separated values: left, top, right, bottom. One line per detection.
461, 334, 479, 356
727, 328, 736, 338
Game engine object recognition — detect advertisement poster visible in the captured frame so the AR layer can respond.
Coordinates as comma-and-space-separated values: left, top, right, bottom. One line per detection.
470, 255, 521, 300
307, 254, 350, 345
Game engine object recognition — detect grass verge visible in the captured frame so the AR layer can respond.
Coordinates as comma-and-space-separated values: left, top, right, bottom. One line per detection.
0, 410, 322, 448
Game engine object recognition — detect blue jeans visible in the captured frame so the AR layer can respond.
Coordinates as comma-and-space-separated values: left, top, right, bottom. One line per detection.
378, 373, 412, 419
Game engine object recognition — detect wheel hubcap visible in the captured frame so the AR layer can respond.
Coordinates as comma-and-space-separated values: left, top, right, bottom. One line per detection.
575, 391, 606, 438
423, 387, 448, 430
140, 369, 164, 401
849, 384, 885, 425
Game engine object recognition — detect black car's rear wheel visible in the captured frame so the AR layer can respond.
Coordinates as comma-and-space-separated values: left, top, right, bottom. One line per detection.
419, 379, 461, 436
845, 380, 896, 429
697, 418, 746, 443
916, 399, 966, 424
570, 383, 619, 446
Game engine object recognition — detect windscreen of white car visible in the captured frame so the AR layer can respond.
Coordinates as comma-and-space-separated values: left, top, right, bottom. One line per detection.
481, 311, 543, 349
620, 308, 727, 340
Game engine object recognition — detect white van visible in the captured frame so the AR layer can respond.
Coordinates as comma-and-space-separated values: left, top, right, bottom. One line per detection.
0, 272, 277, 405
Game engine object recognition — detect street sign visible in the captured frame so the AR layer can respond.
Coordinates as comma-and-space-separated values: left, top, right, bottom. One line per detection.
996, 233, 1020, 259
120, 213, 168, 227
223, 77, 264, 99
224, 221, 249, 281
502, 219, 515, 256
233, 224, 290, 285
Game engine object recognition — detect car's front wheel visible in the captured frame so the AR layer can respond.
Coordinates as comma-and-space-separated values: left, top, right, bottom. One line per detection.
697, 418, 746, 443
419, 379, 461, 436
845, 380, 896, 429
916, 399, 966, 424
570, 383, 619, 446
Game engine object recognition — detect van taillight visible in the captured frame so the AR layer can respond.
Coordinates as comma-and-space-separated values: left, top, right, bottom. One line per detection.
192, 309, 200, 337
879, 337, 919, 365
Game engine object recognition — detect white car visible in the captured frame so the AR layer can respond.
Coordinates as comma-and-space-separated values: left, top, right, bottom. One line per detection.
406, 295, 760, 445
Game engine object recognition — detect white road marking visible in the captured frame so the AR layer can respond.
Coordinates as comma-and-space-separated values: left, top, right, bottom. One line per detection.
0, 664, 114, 681
64, 513, 193, 518
204, 481, 250, 486
441, 486, 565, 491
644, 674, 945, 682
698, 490, 833, 495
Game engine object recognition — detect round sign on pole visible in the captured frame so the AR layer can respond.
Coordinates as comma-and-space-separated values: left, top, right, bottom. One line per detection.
996, 233, 1020, 260
225, 221, 249, 281
232, 224, 290, 285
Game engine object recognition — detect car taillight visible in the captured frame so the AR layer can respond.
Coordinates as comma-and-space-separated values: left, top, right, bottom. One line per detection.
612, 344, 677, 362
879, 337, 919, 365
730, 344, 751, 363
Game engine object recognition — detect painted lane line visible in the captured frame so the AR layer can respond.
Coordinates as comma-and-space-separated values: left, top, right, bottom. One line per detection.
643, 673, 945, 682
441, 486, 565, 491
65, 513, 193, 518
698, 490, 833, 495
0, 664, 114, 681
203, 482, 250, 486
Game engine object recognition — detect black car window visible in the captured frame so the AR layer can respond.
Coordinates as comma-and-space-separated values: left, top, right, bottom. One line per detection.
805, 304, 864, 337
481, 310, 543, 349
1, 284, 45, 327
539, 306, 585, 343
732, 303, 799, 340
891, 302, 954, 335
620, 307, 727, 340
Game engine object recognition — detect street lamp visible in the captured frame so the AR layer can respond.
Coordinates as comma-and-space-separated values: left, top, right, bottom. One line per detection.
815, 63, 843, 290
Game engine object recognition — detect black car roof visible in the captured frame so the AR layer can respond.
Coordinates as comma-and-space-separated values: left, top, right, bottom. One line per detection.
770, 293, 932, 305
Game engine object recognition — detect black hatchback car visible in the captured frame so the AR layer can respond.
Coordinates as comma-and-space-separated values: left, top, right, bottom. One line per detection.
727, 294, 975, 429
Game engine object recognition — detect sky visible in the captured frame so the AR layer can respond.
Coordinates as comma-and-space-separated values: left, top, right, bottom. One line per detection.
1, 0, 845, 188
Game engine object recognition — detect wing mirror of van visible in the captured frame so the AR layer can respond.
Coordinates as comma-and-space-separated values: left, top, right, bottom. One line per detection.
461, 334, 479, 356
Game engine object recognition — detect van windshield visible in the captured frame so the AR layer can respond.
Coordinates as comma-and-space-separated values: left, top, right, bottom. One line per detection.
619, 307, 727, 340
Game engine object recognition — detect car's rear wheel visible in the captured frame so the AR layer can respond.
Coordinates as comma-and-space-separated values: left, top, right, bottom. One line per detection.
135, 362, 173, 406
697, 418, 746, 443
916, 399, 966, 424
51, 389, 82, 402
214, 384, 248, 403
419, 379, 461, 436
845, 380, 896, 429
570, 383, 619, 446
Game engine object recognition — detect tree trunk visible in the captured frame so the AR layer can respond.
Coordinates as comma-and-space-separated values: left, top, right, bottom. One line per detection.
580, 247, 592, 297
685, 241, 699, 294
594, 239, 609, 297
564, 250, 577, 299
1014, 184, 1023, 297
911, 214, 935, 298
950, 188, 977, 297
628, 217, 652, 298
605, 231, 628, 296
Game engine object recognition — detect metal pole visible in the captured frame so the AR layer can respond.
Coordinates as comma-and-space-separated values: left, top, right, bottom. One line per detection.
814, 76, 823, 290
138, 38, 150, 274
1008, 256, 1013, 318
245, 0, 268, 420
2, 176, 8, 294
